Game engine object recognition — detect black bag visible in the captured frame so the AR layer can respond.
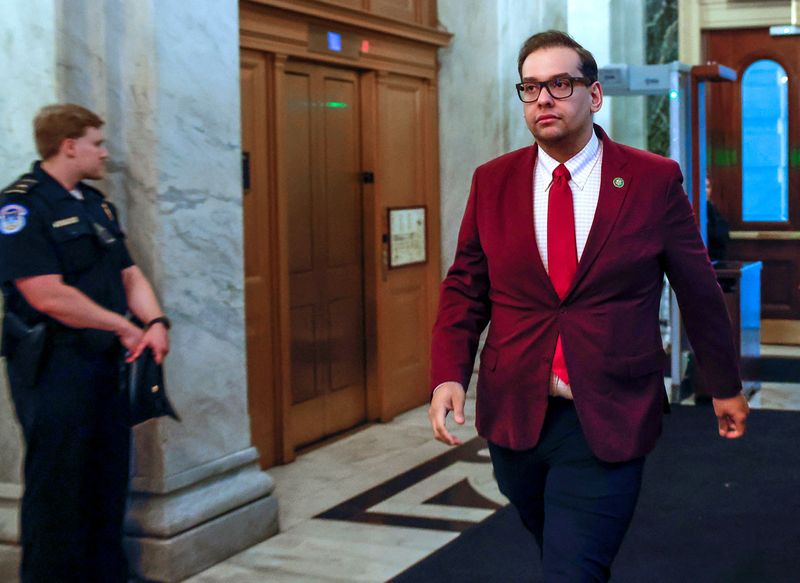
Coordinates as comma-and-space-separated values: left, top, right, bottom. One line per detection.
124, 347, 181, 426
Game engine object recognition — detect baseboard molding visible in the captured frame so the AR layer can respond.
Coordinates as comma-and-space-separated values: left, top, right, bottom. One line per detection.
126, 494, 278, 582
0, 543, 20, 583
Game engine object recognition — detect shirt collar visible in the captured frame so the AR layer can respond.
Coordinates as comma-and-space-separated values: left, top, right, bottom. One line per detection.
32, 161, 93, 202
31, 161, 78, 202
537, 130, 601, 191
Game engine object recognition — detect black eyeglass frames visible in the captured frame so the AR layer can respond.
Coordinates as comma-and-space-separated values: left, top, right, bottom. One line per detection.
515, 76, 593, 103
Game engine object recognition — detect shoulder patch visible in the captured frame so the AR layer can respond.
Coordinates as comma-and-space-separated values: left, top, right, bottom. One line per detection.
1, 175, 38, 196
0, 204, 29, 234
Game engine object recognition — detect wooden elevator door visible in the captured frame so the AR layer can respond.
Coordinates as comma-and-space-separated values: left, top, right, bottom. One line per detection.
283, 61, 367, 448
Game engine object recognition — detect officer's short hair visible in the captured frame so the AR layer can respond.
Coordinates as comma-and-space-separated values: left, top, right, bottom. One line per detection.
517, 30, 598, 84
34, 104, 104, 160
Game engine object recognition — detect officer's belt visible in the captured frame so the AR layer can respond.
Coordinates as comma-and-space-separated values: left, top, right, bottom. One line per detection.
49, 327, 85, 345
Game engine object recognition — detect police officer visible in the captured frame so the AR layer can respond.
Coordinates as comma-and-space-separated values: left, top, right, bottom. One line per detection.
0, 104, 170, 582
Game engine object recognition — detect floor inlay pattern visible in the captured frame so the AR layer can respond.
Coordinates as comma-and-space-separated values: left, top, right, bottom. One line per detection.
189, 346, 800, 582
316, 437, 503, 532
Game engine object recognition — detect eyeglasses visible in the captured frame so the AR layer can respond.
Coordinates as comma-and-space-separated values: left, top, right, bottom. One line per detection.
515, 76, 593, 103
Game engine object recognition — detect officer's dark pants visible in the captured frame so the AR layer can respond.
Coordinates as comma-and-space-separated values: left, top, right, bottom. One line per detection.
488, 397, 645, 583
9, 341, 130, 583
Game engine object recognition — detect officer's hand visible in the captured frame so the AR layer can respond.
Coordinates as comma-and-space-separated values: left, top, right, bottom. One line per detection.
118, 322, 144, 355
428, 382, 466, 446
128, 323, 170, 364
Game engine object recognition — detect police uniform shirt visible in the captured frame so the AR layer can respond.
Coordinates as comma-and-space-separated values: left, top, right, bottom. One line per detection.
0, 162, 134, 322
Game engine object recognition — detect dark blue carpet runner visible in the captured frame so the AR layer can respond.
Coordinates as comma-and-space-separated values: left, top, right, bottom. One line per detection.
393, 406, 800, 583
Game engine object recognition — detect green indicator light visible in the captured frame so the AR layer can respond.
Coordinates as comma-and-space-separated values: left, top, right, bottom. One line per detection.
326, 101, 348, 108
669, 90, 679, 100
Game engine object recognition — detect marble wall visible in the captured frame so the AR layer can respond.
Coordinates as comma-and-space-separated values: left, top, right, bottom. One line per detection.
0, 1, 57, 565
33, 0, 258, 490
58, 4, 277, 579
0, 0, 58, 185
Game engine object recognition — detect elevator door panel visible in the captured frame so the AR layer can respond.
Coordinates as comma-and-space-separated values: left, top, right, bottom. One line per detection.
283, 61, 366, 447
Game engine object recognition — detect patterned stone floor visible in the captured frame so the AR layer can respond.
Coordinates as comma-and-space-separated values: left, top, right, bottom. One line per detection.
187, 345, 800, 583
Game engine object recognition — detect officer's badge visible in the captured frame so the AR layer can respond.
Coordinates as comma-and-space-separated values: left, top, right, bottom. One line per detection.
101, 202, 114, 221
0, 204, 29, 234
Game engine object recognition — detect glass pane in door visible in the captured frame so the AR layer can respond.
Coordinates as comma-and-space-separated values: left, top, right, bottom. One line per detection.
741, 59, 789, 222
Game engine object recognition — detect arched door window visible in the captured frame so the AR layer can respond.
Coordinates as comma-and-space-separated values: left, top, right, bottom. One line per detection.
741, 59, 789, 222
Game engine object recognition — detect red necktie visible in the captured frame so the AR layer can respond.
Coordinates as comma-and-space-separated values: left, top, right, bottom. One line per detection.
547, 164, 577, 384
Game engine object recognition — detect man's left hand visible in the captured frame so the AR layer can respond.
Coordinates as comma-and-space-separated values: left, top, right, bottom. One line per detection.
127, 322, 170, 364
712, 393, 749, 439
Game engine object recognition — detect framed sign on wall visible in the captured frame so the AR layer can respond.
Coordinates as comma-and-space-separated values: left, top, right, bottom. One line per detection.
387, 206, 427, 268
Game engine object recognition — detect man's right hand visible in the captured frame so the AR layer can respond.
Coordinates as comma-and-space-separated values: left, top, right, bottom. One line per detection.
428, 382, 466, 446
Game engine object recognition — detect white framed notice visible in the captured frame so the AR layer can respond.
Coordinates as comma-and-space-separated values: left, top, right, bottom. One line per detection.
387, 206, 427, 268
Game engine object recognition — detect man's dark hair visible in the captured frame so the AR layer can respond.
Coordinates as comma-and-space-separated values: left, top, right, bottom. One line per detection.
517, 30, 598, 83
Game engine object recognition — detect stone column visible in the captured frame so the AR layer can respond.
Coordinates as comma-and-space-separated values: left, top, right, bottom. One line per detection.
1, 1, 278, 581
0, 2, 58, 579
69, 1, 277, 580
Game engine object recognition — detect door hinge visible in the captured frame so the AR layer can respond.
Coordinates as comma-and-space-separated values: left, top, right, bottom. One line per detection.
361, 171, 374, 184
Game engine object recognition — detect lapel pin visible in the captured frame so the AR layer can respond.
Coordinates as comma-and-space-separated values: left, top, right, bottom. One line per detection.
613, 177, 625, 188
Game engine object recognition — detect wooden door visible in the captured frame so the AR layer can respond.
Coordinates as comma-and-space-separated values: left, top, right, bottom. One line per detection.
241, 50, 282, 468
363, 72, 441, 420
705, 28, 800, 335
282, 61, 367, 447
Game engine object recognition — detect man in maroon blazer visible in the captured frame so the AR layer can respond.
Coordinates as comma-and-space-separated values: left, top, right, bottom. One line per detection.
428, 30, 749, 582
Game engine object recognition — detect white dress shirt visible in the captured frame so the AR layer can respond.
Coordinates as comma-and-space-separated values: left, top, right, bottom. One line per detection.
535, 132, 603, 398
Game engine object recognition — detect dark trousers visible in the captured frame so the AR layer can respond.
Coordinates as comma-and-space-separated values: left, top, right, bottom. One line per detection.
9, 342, 131, 583
488, 397, 645, 583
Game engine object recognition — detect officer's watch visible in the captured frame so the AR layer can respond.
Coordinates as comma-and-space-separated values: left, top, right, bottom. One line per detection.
145, 316, 171, 331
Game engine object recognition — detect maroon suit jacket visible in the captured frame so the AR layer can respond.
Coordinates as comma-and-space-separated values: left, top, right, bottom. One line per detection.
431, 126, 741, 462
